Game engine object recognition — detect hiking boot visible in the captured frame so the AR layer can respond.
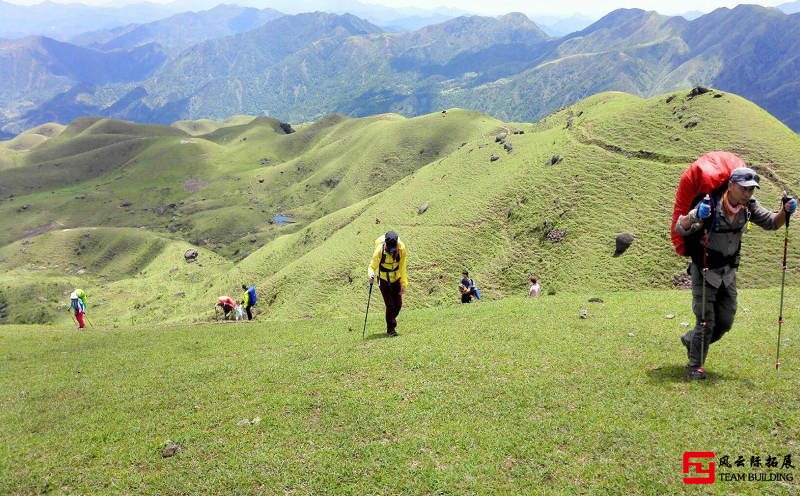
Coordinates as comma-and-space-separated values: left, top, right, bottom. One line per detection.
686, 366, 707, 381
387, 330, 398, 337
680, 334, 690, 359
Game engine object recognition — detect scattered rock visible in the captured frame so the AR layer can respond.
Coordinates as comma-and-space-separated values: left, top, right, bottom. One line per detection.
680, 322, 690, 327
161, 441, 182, 458
490, 155, 499, 162
120, 201, 132, 208
174, 291, 185, 298
184, 249, 199, 262
666, 95, 676, 103
613, 233, 635, 256
544, 229, 567, 243
627, 332, 635, 337
665, 314, 675, 320
495, 132, 507, 143
549, 155, 563, 166
687, 86, 711, 97
36, 295, 48, 302
512, 129, 524, 135
418, 202, 429, 214
21, 204, 30, 210
77, 269, 87, 275
503, 142, 513, 153
375, 218, 381, 224
258, 178, 264, 183
588, 297, 604, 303
713, 93, 724, 98
279, 122, 295, 134
579, 309, 588, 319
250, 236, 257, 243
683, 119, 699, 129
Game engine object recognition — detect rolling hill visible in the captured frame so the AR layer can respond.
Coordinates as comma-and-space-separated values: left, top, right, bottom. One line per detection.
1, 88, 799, 326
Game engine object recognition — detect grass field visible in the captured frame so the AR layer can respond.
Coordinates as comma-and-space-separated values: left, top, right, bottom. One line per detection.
2, 289, 799, 494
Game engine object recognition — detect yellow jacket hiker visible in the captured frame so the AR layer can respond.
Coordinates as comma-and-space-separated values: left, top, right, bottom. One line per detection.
367, 231, 408, 336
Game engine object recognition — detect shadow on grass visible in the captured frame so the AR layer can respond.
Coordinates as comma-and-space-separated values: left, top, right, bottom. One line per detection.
364, 332, 396, 341
646, 364, 753, 386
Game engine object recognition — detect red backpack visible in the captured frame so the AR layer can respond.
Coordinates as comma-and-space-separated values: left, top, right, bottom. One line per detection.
671, 151, 746, 256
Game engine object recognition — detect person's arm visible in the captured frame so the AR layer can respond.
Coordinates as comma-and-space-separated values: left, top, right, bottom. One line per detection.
368, 245, 381, 282
398, 243, 409, 289
748, 198, 792, 230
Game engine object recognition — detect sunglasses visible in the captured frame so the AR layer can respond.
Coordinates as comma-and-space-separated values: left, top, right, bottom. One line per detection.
732, 172, 760, 183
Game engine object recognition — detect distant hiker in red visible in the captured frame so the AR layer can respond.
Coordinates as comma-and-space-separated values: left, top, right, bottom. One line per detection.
216, 296, 236, 320
368, 231, 408, 337
70, 290, 86, 329
674, 165, 796, 380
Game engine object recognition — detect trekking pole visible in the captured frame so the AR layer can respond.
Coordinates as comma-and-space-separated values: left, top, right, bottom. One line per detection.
776, 196, 792, 370
362, 281, 374, 339
69, 311, 78, 327
699, 195, 712, 374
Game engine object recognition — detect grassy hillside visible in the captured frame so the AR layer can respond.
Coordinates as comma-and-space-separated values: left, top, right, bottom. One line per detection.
1, 290, 798, 494
1, 89, 799, 326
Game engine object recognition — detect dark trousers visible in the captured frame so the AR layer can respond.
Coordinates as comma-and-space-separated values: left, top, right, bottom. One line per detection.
245, 305, 253, 320
378, 280, 403, 333
687, 267, 737, 368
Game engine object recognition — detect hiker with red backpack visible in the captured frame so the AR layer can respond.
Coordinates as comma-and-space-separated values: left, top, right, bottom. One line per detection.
367, 231, 408, 337
673, 152, 796, 380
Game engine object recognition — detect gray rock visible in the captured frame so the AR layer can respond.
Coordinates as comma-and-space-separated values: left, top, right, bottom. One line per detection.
418, 202, 429, 214
184, 249, 199, 262
614, 233, 635, 256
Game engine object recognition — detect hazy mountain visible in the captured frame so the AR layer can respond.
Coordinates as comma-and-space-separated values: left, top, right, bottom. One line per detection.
0, 0, 183, 40
71, 5, 284, 53
4, 6, 800, 134
0, 36, 165, 131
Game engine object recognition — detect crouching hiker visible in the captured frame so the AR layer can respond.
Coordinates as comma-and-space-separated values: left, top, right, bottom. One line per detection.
70, 290, 86, 329
368, 230, 408, 337
216, 296, 236, 320
459, 270, 481, 303
675, 167, 796, 380
241, 284, 257, 320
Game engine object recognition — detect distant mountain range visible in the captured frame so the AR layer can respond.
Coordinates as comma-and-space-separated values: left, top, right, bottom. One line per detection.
2, 4, 800, 135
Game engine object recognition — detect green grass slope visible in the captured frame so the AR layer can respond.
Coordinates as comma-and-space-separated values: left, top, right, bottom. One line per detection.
1, 290, 798, 494
0, 227, 230, 325
1, 89, 799, 325
240, 89, 800, 320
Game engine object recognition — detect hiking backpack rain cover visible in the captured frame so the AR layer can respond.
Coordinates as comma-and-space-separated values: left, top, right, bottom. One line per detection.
671, 151, 746, 256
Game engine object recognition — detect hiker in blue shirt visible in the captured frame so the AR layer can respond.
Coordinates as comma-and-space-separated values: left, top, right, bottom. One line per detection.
241, 284, 257, 320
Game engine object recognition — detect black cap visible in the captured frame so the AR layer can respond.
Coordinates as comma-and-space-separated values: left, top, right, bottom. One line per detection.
384, 231, 398, 254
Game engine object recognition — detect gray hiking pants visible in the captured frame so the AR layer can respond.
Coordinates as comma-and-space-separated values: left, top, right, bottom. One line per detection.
687, 264, 738, 368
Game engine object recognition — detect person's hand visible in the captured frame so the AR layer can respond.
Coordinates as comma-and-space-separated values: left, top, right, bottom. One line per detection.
783, 195, 797, 214
368, 276, 375, 285
696, 199, 712, 219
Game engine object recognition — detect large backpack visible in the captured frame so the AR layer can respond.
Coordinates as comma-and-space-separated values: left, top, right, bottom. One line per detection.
248, 286, 257, 305
671, 151, 746, 256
